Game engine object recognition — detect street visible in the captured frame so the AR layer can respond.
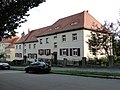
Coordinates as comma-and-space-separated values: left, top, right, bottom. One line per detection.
0, 70, 120, 90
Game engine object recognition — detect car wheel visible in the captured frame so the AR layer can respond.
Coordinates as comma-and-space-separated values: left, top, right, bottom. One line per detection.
26, 70, 29, 73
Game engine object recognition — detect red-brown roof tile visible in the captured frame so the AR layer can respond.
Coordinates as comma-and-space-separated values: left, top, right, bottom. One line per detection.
16, 11, 103, 43
1, 36, 20, 43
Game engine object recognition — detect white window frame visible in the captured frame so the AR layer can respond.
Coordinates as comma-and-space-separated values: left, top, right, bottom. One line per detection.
29, 44, 31, 49
62, 49, 67, 56
54, 42, 57, 48
46, 38, 49, 43
40, 39, 42, 44
33, 44, 36, 49
72, 33, 77, 41
62, 35, 66, 42
73, 48, 78, 56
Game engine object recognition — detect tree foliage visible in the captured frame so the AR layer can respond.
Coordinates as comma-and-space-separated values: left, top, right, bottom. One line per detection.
87, 25, 112, 57
0, 0, 45, 38
87, 20, 120, 57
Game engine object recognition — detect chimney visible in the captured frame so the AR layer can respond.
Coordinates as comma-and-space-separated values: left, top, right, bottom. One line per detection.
28, 28, 30, 33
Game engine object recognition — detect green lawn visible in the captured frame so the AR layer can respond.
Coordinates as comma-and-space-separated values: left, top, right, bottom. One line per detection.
11, 67, 120, 77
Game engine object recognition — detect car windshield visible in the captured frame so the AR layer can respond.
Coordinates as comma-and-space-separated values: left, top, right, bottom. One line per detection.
30, 62, 46, 66
0, 63, 9, 65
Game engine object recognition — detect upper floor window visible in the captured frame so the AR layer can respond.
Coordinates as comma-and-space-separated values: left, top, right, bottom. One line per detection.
24, 49, 26, 54
72, 33, 77, 41
40, 39, 42, 44
54, 42, 57, 48
33, 44, 36, 49
16, 45, 18, 49
54, 35, 57, 39
29, 44, 31, 49
62, 35, 66, 42
46, 38, 49, 43
19, 45, 21, 49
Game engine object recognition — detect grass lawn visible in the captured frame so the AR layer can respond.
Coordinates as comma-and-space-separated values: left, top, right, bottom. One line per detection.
51, 70, 120, 77
11, 67, 120, 77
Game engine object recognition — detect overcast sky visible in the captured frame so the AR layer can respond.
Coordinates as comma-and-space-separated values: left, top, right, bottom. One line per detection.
16, 0, 120, 36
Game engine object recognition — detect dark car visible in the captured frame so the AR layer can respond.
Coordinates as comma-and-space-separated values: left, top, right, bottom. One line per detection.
0, 63, 10, 70
25, 62, 51, 73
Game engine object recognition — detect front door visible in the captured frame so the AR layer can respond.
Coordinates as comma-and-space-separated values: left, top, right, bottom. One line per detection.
53, 52, 57, 64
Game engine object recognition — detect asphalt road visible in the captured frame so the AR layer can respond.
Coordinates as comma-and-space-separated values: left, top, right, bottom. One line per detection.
0, 70, 120, 90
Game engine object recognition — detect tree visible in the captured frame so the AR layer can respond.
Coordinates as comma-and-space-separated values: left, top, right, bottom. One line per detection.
0, 0, 45, 38
87, 28, 112, 57
104, 21, 120, 56
87, 20, 120, 67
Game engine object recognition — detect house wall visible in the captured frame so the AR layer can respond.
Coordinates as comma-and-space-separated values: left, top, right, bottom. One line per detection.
83, 30, 93, 58
57, 30, 84, 61
37, 35, 53, 61
24, 42, 38, 62
15, 44, 24, 60
36, 29, 85, 62
6, 48, 15, 61
0, 43, 10, 54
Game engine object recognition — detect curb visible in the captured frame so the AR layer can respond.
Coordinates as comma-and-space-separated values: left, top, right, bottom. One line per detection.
51, 72, 120, 79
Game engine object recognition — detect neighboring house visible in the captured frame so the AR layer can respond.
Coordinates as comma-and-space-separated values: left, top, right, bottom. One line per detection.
15, 11, 109, 65
0, 36, 20, 62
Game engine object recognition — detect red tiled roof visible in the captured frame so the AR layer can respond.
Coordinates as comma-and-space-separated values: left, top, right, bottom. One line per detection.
1, 36, 20, 43
16, 11, 103, 44
0, 36, 20, 49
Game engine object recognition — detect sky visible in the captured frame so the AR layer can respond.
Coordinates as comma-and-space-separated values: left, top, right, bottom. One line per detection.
16, 0, 120, 37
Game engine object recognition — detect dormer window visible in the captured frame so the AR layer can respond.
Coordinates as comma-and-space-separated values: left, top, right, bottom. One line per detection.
49, 29, 52, 31
55, 26, 60, 29
70, 22, 78, 25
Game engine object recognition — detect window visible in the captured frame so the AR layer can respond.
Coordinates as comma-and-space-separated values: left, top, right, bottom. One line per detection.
38, 49, 44, 55
73, 48, 78, 56
24, 49, 26, 54
70, 22, 78, 25
40, 39, 42, 44
60, 48, 68, 56
19, 45, 21, 49
46, 38, 49, 43
72, 33, 77, 41
45, 49, 51, 55
63, 49, 67, 56
70, 48, 80, 56
62, 35, 66, 42
29, 44, 31, 49
55, 26, 60, 29
33, 44, 36, 49
54, 35, 57, 39
54, 42, 57, 48
16, 45, 18, 49
15, 53, 22, 57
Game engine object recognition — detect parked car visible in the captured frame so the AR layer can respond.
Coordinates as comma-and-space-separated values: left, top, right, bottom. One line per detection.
0, 63, 10, 70
25, 62, 51, 73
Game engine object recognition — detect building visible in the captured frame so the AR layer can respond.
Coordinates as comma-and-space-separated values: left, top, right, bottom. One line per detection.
0, 36, 20, 62
15, 11, 107, 65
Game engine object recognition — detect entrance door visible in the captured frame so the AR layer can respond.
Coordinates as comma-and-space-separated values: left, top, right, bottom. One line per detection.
53, 52, 57, 64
